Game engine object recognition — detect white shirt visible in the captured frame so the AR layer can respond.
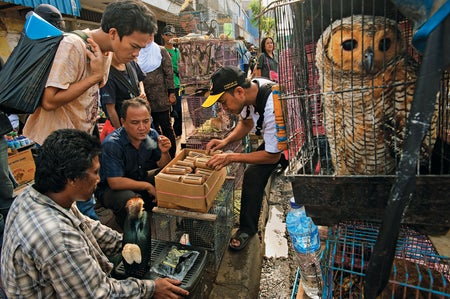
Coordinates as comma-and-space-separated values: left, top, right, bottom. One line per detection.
240, 78, 279, 154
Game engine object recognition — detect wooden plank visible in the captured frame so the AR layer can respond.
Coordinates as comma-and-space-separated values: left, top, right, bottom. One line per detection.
429, 230, 450, 257
152, 206, 217, 221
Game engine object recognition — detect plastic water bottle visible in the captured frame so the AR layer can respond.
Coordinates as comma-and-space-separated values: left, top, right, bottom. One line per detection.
286, 197, 322, 299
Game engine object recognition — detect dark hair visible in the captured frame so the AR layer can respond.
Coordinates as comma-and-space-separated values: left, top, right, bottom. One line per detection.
101, 0, 157, 39
34, 129, 101, 193
260, 37, 274, 55
120, 97, 151, 119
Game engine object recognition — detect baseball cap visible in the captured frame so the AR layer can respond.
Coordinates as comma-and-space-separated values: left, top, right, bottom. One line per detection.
34, 4, 64, 26
202, 66, 245, 108
163, 25, 176, 35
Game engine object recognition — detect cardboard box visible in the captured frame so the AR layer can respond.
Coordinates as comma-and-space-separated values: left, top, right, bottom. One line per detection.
156, 149, 226, 213
8, 149, 35, 185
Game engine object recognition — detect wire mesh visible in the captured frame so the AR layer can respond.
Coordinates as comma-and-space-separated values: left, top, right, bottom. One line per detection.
152, 179, 234, 272
269, 0, 449, 176
264, 0, 450, 228
177, 39, 238, 88
322, 221, 450, 298
184, 95, 239, 153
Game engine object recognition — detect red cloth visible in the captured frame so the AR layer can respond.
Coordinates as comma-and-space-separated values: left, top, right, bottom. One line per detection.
99, 119, 115, 142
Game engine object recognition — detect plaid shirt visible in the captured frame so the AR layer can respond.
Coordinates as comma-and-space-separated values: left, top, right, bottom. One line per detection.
1, 186, 155, 298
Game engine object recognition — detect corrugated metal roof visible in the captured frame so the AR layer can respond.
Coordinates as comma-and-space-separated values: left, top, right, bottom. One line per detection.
3, 0, 81, 17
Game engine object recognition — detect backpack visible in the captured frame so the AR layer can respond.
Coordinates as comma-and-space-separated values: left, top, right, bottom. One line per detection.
0, 13, 88, 114
244, 81, 276, 136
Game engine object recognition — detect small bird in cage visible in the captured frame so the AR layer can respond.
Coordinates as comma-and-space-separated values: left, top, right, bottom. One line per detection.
315, 15, 438, 175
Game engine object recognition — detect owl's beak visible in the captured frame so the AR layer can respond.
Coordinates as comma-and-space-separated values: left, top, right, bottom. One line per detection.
363, 48, 374, 73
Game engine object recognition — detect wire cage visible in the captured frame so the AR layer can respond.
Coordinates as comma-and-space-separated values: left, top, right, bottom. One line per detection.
177, 39, 238, 88
114, 240, 208, 299
184, 95, 239, 154
185, 96, 238, 132
321, 221, 450, 298
152, 178, 235, 272
267, 0, 450, 230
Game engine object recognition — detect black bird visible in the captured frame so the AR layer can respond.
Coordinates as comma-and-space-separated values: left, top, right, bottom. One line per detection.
122, 197, 151, 278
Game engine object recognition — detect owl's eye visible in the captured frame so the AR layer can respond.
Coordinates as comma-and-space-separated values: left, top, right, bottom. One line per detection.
378, 38, 391, 51
342, 39, 358, 51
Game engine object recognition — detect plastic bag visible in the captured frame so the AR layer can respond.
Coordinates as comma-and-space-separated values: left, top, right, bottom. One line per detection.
269, 70, 279, 82
0, 13, 63, 114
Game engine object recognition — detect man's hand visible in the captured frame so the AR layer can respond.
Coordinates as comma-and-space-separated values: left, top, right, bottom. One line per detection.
145, 182, 156, 197
86, 38, 107, 84
206, 153, 232, 170
158, 135, 172, 153
153, 278, 189, 299
139, 91, 147, 101
205, 138, 227, 151
168, 93, 176, 104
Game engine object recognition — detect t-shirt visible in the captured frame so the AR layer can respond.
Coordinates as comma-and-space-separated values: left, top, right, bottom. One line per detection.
240, 78, 280, 154
100, 61, 145, 120
256, 53, 278, 80
23, 30, 112, 145
166, 47, 181, 88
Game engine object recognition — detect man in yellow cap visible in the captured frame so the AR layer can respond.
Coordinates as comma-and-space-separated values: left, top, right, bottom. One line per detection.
202, 66, 287, 251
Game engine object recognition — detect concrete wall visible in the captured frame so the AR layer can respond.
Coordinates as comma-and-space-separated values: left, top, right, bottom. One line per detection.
0, 11, 24, 62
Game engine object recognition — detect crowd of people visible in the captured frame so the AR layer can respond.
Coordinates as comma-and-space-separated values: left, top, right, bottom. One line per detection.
0, 0, 282, 297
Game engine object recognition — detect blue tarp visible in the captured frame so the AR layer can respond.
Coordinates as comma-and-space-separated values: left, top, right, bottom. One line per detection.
4, 0, 81, 17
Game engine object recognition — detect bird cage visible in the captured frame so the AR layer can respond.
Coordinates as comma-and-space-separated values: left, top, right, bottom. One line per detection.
177, 38, 238, 88
157, 0, 238, 92
267, 0, 450, 232
321, 221, 450, 298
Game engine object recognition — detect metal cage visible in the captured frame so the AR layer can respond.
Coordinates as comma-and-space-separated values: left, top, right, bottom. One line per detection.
321, 222, 450, 298
266, 0, 450, 230
152, 179, 235, 272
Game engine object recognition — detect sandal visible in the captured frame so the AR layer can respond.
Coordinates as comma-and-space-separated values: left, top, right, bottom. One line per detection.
229, 230, 252, 251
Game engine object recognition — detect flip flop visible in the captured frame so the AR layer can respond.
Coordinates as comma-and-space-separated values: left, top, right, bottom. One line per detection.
229, 230, 252, 251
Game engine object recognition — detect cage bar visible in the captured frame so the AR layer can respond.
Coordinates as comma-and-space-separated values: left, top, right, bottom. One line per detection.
321, 221, 450, 298
265, 0, 450, 230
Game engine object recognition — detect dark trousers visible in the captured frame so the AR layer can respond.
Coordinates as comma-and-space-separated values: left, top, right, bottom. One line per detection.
100, 170, 159, 228
172, 88, 183, 137
239, 145, 288, 235
152, 110, 177, 159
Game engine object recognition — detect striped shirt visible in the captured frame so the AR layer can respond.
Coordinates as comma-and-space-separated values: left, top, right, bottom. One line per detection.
1, 186, 155, 298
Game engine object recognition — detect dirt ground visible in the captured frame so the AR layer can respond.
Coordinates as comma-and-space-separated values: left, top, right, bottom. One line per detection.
258, 174, 299, 299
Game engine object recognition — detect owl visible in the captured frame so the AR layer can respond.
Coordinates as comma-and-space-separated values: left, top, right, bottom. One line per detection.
315, 15, 437, 175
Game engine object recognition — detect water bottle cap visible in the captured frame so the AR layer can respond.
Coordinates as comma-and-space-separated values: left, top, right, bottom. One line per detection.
289, 197, 303, 209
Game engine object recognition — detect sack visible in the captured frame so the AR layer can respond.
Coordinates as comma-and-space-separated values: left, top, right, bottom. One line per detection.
269, 70, 279, 82
0, 13, 86, 114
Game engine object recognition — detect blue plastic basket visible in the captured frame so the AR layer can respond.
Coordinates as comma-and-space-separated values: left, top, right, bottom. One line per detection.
321, 222, 450, 298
